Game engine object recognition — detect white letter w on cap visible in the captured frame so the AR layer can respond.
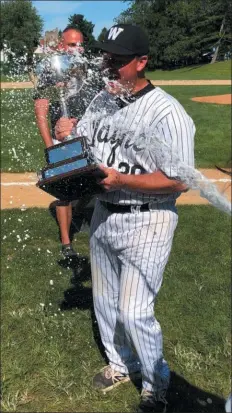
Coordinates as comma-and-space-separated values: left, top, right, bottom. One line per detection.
108, 27, 124, 40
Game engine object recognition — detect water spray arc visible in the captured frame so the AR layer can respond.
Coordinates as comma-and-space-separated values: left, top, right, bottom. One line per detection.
134, 128, 231, 216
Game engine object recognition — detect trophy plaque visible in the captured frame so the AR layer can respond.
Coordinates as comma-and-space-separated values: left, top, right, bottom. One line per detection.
35, 52, 105, 201
36, 137, 106, 201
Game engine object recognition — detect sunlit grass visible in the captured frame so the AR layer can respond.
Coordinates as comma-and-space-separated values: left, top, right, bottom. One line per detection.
147, 60, 232, 80
1, 60, 230, 81
1, 206, 231, 412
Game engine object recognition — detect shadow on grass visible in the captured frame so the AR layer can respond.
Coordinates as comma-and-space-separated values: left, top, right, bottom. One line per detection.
49, 199, 107, 361
130, 371, 226, 412
166, 371, 226, 412
58, 254, 107, 363
58, 255, 92, 311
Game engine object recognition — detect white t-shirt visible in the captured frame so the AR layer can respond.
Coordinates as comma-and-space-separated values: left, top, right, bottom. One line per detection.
77, 85, 195, 205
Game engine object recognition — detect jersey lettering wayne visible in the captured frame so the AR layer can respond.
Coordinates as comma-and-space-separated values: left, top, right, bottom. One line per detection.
76, 86, 195, 205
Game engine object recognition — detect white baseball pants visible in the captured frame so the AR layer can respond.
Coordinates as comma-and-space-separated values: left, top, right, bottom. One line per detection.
90, 200, 178, 393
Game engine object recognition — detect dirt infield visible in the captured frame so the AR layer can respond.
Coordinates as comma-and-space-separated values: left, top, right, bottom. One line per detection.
1, 169, 231, 210
1, 80, 231, 89
1, 81, 34, 89
191, 94, 231, 104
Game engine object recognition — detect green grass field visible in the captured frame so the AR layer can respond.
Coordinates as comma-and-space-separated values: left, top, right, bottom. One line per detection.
1, 85, 230, 172
1, 73, 29, 82
1, 206, 231, 412
147, 60, 232, 80
1, 60, 231, 82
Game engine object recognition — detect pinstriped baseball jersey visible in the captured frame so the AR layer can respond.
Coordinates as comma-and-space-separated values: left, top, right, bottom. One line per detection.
82, 81, 193, 395
77, 84, 195, 205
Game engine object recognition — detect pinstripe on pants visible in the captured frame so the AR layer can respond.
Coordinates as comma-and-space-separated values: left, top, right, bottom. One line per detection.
90, 200, 178, 393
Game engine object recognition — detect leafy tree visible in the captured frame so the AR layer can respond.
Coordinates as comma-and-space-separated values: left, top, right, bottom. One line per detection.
1, 0, 43, 67
115, 0, 232, 69
115, 0, 180, 69
98, 27, 108, 42
209, 0, 232, 62
67, 14, 95, 51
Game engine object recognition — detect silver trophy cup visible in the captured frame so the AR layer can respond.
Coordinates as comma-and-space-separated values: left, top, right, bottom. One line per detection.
35, 52, 86, 139
35, 52, 106, 201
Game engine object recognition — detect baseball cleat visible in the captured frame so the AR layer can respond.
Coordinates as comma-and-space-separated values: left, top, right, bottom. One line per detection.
137, 389, 168, 413
61, 244, 78, 259
93, 365, 141, 392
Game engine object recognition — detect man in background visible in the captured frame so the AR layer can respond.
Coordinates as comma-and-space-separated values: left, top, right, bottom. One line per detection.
33, 26, 100, 258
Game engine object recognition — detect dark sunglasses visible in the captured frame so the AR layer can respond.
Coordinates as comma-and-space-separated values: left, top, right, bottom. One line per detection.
103, 54, 137, 68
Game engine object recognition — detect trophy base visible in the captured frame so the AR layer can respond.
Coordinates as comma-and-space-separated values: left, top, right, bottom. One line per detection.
37, 164, 106, 201
45, 137, 86, 164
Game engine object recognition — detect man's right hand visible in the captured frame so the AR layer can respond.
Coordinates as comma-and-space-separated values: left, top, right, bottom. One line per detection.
55, 117, 78, 141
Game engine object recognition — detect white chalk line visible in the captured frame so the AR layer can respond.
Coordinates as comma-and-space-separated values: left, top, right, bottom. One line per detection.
1, 182, 37, 186
0, 178, 231, 186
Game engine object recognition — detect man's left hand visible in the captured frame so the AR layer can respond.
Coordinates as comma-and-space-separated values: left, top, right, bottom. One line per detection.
98, 165, 125, 191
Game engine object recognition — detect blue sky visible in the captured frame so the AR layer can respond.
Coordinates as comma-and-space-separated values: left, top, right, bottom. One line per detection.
32, 1, 129, 39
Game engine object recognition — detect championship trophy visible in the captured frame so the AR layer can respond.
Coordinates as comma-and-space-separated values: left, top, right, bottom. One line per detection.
35, 52, 105, 201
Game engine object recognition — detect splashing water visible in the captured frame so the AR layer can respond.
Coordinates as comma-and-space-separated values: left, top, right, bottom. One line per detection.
1, 47, 104, 171
81, 77, 231, 216
33, 46, 103, 96
2, 45, 230, 215
1, 87, 41, 172
133, 125, 231, 216
1, 43, 31, 82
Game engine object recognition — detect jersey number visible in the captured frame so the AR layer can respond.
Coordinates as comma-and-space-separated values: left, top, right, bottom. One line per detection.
118, 162, 146, 175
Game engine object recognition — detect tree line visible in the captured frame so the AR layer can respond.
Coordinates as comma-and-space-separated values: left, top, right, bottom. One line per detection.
1, 0, 231, 72
112, 0, 231, 69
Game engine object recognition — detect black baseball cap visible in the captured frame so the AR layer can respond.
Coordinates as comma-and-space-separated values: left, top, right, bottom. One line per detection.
94, 24, 149, 56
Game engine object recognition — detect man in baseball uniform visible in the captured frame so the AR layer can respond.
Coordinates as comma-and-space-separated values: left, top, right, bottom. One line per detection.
34, 27, 100, 258
55, 24, 195, 412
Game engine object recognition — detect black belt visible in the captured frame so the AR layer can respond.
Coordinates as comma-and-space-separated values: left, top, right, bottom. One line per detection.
101, 201, 150, 213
